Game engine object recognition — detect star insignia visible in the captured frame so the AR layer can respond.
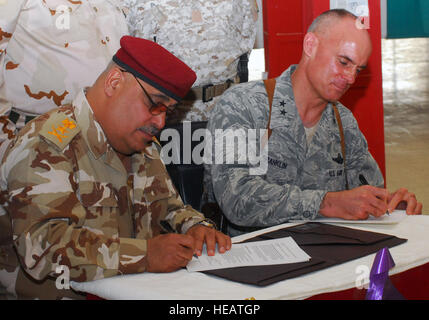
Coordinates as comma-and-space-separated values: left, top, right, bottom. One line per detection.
280, 109, 287, 116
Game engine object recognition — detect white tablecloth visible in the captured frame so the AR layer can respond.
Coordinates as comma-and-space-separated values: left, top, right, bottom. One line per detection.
71, 215, 429, 300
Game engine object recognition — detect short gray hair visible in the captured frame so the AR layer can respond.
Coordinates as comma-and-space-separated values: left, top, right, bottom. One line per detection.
307, 9, 358, 34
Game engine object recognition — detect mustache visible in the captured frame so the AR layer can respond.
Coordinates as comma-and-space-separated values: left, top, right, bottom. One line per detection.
138, 125, 160, 137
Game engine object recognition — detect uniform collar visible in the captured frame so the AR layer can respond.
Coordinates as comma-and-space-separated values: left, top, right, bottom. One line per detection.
268, 65, 338, 149
73, 89, 109, 160
143, 142, 160, 160
269, 65, 300, 130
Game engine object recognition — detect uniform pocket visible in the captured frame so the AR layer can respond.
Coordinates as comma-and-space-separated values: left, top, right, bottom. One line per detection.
322, 167, 346, 192
143, 175, 174, 204
78, 181, 118, 208
75, 181, 119, 236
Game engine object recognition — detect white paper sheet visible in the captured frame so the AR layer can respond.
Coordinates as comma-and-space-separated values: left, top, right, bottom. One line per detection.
186, 237, 310, 272
313, 210, 407, 225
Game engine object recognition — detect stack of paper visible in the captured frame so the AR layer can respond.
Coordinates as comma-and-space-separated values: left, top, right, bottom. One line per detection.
187, 237, 310, 272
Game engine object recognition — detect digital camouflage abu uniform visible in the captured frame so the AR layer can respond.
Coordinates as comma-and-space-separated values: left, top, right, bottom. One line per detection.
124, 0, 258, 123
0, 90, 205, 299
0, 0, 128, 161
204, 65, 384, 236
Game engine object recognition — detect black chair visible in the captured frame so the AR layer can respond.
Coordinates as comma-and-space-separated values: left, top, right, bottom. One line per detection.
158, 121, 227, 232
158, 51, 250, 231
158, 121, 207, 211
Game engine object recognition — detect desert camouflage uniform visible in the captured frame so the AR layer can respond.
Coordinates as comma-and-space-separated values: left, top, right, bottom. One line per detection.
124, 0, 258, 123
0, 90, 205, 299
204, 65, 384, 236
0, 0, 129, 161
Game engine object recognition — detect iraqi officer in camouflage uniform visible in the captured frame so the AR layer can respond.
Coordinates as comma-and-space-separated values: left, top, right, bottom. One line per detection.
0, 0, 129, 161
204, 9, 422, 236
124, 0, 258, 123
0, 36, 231, 299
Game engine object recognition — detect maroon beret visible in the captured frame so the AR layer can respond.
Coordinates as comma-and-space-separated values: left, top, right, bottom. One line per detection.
112, 36, 196, 102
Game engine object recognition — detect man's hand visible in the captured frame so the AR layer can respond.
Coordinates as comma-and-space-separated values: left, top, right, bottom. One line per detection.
186, 225, 232, 257
145, 233, 195, 273
319, 185, 389, 220
387, 188, 422, 215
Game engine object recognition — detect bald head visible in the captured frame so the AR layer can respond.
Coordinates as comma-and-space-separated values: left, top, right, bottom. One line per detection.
294, 9, 373, 104
307, 9, 371, 48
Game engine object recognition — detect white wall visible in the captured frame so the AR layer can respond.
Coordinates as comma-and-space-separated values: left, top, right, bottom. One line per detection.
254, 0, 264, 48
380, 0, 387, 38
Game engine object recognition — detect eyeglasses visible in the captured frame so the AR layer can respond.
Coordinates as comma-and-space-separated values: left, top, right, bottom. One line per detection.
119, 69, 175, 115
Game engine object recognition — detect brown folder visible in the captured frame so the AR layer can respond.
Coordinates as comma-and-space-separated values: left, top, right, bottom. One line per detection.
204, 222, 407, 286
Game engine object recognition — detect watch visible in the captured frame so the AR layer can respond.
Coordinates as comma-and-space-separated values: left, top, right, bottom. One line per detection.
197, 219, 216, 229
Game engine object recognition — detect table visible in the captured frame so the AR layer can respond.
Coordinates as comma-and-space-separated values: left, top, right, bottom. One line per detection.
71, 215, 429, 300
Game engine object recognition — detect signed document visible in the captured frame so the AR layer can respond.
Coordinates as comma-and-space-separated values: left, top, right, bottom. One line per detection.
186, 237, 310, 272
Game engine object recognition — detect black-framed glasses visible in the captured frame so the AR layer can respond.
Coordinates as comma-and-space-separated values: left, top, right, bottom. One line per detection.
119, 69, 175, 115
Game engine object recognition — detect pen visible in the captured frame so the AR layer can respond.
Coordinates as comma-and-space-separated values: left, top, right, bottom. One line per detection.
359, 174, 389, 216
160, 220, 177, 233
160, 220, 200, 259
359, 174, 369, 186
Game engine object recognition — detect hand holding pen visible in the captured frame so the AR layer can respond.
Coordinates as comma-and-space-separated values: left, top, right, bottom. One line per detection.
319, 174, 422, 220
359, 174, 389, 215
359, 174, 422, 215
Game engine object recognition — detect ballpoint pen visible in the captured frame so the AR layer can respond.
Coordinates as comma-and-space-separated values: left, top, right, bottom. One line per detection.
160, 220, 200, 258
359, 174, 390, 215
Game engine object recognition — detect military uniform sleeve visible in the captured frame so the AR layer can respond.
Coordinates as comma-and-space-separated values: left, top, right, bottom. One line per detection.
208, 87, 326, 229
0, 0, 27, 160
237, 0, 258, 53
166, 202, 205, 235
339, 105, 385, 189
143, 143, 205, 234
2, 132, 148, 282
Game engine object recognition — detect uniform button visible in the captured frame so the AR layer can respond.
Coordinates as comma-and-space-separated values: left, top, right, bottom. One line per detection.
303, 211, 311, 218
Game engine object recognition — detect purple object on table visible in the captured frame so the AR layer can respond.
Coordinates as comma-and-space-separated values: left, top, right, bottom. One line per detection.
366, 247, 405, 300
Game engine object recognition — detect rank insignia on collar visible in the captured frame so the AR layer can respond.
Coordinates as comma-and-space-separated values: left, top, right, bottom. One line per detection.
48, 118, 77, 143
41, 111, 80, 150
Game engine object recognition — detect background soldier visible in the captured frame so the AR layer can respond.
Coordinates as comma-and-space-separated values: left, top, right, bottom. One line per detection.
0, 0, 129, 160
124, 0, 258, 123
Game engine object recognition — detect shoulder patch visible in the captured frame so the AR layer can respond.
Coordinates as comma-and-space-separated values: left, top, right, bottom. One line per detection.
39, 109, 81, 150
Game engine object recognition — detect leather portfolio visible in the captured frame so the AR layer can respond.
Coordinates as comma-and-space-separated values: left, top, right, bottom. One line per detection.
204, 222, 407, 286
